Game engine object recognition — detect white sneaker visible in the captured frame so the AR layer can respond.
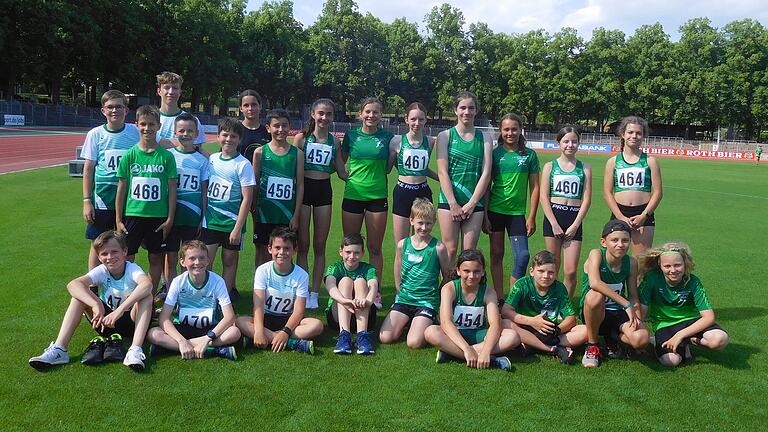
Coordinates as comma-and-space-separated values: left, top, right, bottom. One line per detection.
306, 292, 319, 309
29, 342, 69, 370
123, 345, 146, 372
373, 292, 383, 309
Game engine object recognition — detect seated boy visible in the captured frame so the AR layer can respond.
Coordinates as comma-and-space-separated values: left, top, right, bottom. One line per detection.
29, 231, 153, 371
147, 240, 240, 360
236, 227, 322, 354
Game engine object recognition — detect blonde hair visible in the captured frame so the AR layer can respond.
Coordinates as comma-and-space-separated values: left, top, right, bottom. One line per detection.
180, 240, 208, 259
410, 198, 435, 222
638, 242, 696, 284
156, 71, 183, 87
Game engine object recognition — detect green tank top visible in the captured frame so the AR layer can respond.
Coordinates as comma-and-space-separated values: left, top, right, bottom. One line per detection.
257, 144, 298, 224
396, 237, 441, 310
303, 134, 336, 174
550, 159, 585, 200
451, 279, 488, 330
397, 134, 431, 176
580, 247, 631, 312
613, 152, 651, 193
438, 128, 485, 206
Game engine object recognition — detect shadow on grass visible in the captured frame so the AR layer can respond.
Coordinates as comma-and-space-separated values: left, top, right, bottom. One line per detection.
637, 342, 759, 371
715, 307, 768, 322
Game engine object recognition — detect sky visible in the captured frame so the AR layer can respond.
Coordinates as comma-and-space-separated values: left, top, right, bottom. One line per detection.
246, 0, 768, 40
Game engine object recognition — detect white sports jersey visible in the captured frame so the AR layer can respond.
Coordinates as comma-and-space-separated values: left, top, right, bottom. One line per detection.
86, 261, 146, 310
157, 110, 205, 145
165, 270, 230, 328
254, 261, 309, 316
81, 124, 140, 210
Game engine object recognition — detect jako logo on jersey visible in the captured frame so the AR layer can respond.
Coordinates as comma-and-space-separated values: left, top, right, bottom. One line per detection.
130, 164, 141, 175
130, 163, 164, 174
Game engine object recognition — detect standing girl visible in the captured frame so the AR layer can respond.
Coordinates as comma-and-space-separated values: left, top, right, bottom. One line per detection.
604, 116, 662, 255
540, 126, 592, 297
340, 98, 394, 290
388, 102, 438, 244
424, 249, 519, 370
484, 113, 540, 302
436, 92, 494, 264
294, 98, 346, 309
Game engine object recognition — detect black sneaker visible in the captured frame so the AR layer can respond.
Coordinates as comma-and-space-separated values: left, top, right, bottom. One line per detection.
553, 345, 576, 365
81, 336, 106, 365
103, 334, 127, 362
516, 343, 535, 358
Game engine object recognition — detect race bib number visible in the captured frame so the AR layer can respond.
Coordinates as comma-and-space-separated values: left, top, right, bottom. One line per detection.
402, 148, 429, 172
616, 167, 646, 189
604, 282, 624, 307
130, 177, 161, 201
207, 175, 232, 201
266, 177, 293, 200
552, 174, 581, 198
406, 252, 423, 263
306, 142, 333, 166
453, 305, 485, 330
104, 149, 125, 174
178, 307, 214, 329
264, 287, 294, 315
177, 168, 201, 192
103, 286, 126, 309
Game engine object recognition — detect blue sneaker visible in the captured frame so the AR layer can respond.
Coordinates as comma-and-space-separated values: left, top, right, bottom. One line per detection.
334, 330, 352, 355
356, 331, 375, 355
491, 355, 512, 371
213, 345, 237, 361
293, 339, 314, 355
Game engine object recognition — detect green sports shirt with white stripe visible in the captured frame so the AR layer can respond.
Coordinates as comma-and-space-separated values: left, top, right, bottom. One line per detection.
396, 237, 441, 310
116, 145, 178, 218
640, 270, 712, 332
81, 124, 140, 210
505, 275, 574, 324
488, 145, 539, 215
397, 134, 431, 177
549, 159, 584, 200
613, 152, 652, 193
203, 152, 256, 233
172, 148, 209, 226
342, 127, 394, 200
579, 248, 631, 312
438, 128, 485, 207
257, 144, 298, 224
303, 134, 337, 174
451, 279, 488, 330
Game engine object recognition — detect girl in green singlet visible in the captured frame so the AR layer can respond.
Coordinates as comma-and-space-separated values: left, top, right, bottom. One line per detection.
603, 116, 663, 256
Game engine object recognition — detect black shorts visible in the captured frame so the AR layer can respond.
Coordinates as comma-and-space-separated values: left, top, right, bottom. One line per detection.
487, 211, 526, 236
302, 177, 333, 207
392, 182, 433, 217
200, 227, 242, 251
518, 323, 561, 347
85, 209, 117, 240
253, 222, 287, 246
437, 203, 484, 213
124, 216, 167, 255
342, 197, 388, 214
611, 203, 655, 227
598, 309, 630, 337
176, 323, 215, 339
263, 313, 291, 332
85, 300, 136, 338
543, 203, 583, 241
654, 319, 724, 357
390, 302, 438, 323
164, 225, 200, 252
326, 304, 379, 333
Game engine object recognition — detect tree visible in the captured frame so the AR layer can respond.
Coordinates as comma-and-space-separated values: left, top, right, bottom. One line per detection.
424, 4, 469, 119
543, 28, 584, 125
624, 23, 677, 123
383, 18, 432, 111
576, 28, 626, 131
498, 30, 548, 126
467, 23, 506, 122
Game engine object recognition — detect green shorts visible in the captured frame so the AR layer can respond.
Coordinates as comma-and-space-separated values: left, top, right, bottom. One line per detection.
459, 328, 488, 345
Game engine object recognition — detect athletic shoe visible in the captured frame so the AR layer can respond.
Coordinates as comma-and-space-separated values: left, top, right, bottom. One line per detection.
306, 292, 319, 309
516, 343, 535, 358
123, 346, 146, 372
149, 343, 164, 358
229, 287, 241, 303
373, 292, 383, 309
554, 345, 576, 365
81, 336, 106, 365
103, 334, 127, 362
356, 331, 375, 355
435, 350, 450, 364
582, 344, 602, 368
334, 330, 353, 355
491, 356, 512, 371
29, 343, 69, 370
213, 345, 237, 360
293, 339, 315, 355
242, 337, 254, 350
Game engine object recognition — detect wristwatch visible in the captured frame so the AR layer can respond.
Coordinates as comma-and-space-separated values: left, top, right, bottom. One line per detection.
207, 330, 217, 340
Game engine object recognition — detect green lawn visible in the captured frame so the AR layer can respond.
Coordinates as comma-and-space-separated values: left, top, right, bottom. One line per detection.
1, 151, 766, 431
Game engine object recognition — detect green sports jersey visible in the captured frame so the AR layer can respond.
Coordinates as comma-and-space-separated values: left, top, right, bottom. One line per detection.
438, 128, 485, 207
451, 279, 488, 330
640, 270, 712, 331
613, 152, 651, 193
397, 134, 431, 176
172, 148, 209, 226
550, 159, 584, 200
324, 260, 377, 310
82, 124, 141, 210
257, 144, 298, 224
579, 248, 631, 312
116, 145, 178, 218
395, 237, 441, 310
203, 152, 256, 233
488, 146, 539, 215
303, 134, 337, 173
342, 128, 394, 200
505, 275, 574, 324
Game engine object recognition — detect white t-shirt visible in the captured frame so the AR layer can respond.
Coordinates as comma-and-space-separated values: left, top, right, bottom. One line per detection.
86, 261, 146, 310
157, 110, 206, 145
254, 262, 309, 316
165, 270, 231, 328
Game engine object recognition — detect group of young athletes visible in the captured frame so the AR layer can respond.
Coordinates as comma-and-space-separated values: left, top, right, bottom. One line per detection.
28, 72, 730, 373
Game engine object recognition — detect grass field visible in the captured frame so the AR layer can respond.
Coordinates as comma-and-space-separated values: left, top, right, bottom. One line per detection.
1, 148, 766, 431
